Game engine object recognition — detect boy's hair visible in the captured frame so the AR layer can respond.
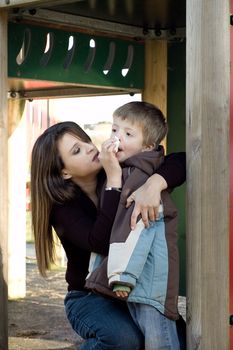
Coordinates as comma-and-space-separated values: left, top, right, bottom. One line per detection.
113, 101, 168, 148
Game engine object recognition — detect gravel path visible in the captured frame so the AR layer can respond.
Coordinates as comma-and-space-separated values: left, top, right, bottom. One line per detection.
8, 261, 82, 350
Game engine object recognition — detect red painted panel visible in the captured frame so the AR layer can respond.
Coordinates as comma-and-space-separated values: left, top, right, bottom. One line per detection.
230, 209, 233, 349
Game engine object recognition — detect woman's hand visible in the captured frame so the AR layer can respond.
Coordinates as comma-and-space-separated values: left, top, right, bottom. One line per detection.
126, 174, 168, 230
99, 138, 122, 188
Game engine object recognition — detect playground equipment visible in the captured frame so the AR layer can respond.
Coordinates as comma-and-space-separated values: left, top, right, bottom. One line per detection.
0, 1, 231, 349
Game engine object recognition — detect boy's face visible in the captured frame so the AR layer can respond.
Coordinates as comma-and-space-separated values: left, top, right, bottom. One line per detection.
111, 116, 149, 162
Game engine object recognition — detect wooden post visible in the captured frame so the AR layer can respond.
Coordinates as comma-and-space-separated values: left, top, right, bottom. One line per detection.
0, 9, 8, 350
230, 2, 233, 347
142, 39, 167, 149
142, 39, 167, 117
186, 1, 230, 349
8, 100, 27, 299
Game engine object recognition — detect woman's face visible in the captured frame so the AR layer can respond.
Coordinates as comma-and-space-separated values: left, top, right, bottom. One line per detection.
57, 133, 101, 183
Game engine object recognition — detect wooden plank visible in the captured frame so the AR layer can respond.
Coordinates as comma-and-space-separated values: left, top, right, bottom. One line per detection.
0, 9, 8, 350
142, 39, 167, 149
186, 0, 230, 348
142, 39, 167, 116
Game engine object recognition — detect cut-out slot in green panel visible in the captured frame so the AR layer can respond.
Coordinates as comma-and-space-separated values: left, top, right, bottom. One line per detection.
8, 22, 145, 90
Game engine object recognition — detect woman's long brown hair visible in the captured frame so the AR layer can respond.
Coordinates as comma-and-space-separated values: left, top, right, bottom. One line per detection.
30, 121, 91, 276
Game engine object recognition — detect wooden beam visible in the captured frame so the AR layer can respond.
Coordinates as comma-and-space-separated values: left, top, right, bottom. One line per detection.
8, 8, 185, 40
8, 86, 141, 100
0, 9, 8, 350
186, 0, 230, 348
0, 0, 77, 8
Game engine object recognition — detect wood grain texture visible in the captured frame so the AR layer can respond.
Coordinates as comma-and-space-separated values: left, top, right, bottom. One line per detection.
143, 39, 167, 149
143, 39, 167, 116
186, 0, 230, 348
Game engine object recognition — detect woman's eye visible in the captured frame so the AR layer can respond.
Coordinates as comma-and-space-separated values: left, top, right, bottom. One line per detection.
112, 128, 116, 133
73, 148, 80, 154
126, 132, 131, 136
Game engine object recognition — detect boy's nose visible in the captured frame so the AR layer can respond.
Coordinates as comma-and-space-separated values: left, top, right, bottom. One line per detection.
115, 135, 121, 142
115, 131, 121, 141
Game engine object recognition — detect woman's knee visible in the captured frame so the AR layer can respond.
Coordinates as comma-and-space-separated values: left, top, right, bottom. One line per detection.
64, 291, 143, 349
77, 327, 143, 350
102, 329, 142, 350
76, 319, 143, 350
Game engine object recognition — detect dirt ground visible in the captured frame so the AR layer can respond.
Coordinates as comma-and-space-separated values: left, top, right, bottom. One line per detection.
8, 259, 82, 350
8, 248, 186, 350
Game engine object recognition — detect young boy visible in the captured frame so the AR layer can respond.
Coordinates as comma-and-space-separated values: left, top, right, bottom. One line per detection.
86, 101, 180, 350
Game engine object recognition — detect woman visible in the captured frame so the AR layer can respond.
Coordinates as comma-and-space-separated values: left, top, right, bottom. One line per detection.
31, 121, 185, 350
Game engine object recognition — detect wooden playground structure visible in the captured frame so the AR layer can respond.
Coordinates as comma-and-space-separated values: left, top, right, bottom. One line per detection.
0, 0, 232, 349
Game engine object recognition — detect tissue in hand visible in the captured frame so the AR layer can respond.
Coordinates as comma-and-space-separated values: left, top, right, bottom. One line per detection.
112, 136, 120, 152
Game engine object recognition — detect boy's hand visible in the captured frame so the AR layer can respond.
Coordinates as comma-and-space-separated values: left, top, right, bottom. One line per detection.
99, 138, 122, 188
115, 290, 129, 298
127, 173, 167, 230
113, 284, 131, 298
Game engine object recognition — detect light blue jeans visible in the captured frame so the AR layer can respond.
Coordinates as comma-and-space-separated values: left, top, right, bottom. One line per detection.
128, 303, 180, 350
64, 290, 144, 350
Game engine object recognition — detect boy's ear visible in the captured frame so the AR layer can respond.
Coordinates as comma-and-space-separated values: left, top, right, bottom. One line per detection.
61, 169, 72, 180
142, 144, 155, 152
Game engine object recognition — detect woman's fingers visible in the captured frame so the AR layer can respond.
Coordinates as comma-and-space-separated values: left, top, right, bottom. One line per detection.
129, 202, 150, 230
130, 206, 139, 230
139, 206, 150, 228
126, 192, 135, 208
101, 137, 119, 152
148, 207, 156, 222
127, 190, 160, 230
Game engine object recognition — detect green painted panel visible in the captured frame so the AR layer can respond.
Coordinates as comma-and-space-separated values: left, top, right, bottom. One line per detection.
8, 22, 144, 90
167, 41, 186, 296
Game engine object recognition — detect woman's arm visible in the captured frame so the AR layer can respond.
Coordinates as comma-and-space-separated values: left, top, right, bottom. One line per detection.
156, 151, 186, 188
127, 152, 186, 229
51, 189, 121, 256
